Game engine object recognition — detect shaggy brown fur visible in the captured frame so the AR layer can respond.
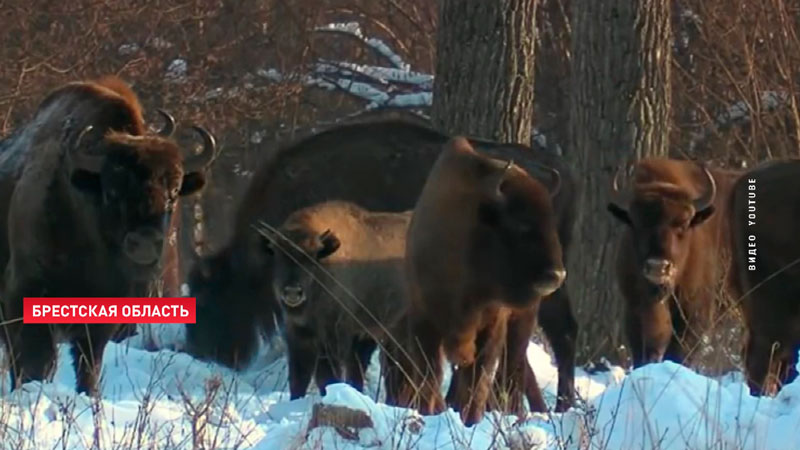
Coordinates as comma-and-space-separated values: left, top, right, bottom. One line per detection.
726, 159, 800, 396
0, 76, 218, 395
381, 137, 566, 426
608, 158, 743, 368
261, 200, 410, 398
186, 115, 579, 418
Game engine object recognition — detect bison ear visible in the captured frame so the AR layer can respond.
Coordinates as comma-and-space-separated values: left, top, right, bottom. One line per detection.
690, 205, 715, 227
179, 172, 207, 196
318, 230, 341, 259
71, 169, 102, 194
607, 202, 632, 225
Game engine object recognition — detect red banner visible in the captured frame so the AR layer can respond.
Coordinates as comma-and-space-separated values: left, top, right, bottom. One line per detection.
23, 297, 196, 324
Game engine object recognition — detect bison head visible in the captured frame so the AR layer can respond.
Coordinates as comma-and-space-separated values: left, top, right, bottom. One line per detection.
447, 137, 566, 304
62, 114, 218, 280
260, 223, 341, 312
607, 161, 717, 293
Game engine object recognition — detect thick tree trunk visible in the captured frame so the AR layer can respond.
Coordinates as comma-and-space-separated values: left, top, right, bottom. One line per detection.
431, 0, 538, 144
567, 0, 672, 364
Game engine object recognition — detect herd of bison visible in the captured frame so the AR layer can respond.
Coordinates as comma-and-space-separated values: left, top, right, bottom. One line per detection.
0, 76, 796, 427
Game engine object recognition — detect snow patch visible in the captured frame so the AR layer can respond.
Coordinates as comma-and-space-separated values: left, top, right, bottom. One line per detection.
1, 329, 797, 449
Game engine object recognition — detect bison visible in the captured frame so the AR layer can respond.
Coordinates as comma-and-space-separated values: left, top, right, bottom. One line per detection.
607, 158, 742, 368
380, 137, 565, 426
186, 113, 578, 416
726, 159, 800, 396
0, 76, 218, 395
0, 97, 182, 346
257, 200, 410, 399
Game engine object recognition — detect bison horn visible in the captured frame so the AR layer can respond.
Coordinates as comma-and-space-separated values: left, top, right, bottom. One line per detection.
490, 159, 514, 198
609, 161, 635, 209
184, 126, 218, 172
156, 109, 176, 137
693, 164, 717, 212
74, 125, 94, 148
68, 125, 105, 173
499, 159, 513, 181
531, 162, 562, 199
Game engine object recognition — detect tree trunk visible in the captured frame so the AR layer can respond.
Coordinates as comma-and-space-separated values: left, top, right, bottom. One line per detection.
567, 0, 672, 364
431, 0, 538, 144
533, 0, 572, 154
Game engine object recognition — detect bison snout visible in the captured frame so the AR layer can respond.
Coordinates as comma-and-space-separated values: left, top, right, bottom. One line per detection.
643, 258, 676, 286
281, 286, 306, 308
532, 268, 567, 297
122, 227, 164, 266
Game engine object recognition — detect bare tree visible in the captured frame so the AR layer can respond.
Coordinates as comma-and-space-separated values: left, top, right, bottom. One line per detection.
567, 0, 672, 364
430, 0, 538, 144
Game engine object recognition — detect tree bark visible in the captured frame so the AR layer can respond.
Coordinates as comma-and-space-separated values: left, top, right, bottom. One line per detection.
567, 0, 672, 364
431, 0, 538, 144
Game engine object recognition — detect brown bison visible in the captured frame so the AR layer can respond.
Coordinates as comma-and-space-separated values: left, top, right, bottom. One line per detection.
726, 159, 800, 396
0, 76, 218, 395
0, 102, 181, 346
380, 137, 565, 426
186, 114, 578, 415
258, 200, 410, 399
607, 158, 742, 368
0, 105, 182, 346
0, 101, 184, 346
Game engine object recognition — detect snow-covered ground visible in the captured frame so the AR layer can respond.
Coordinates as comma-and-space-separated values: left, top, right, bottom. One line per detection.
0, 323, 797, 450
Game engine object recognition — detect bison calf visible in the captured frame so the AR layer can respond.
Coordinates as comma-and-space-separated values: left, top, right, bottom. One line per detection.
259, 200, 410, 399
383, 137, 566, 426
607, 158, 742, 368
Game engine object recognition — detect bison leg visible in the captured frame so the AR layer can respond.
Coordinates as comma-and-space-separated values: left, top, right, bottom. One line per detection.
448, 316, 508, 427
664, 294, 713, 367
381, 322, 415, 407
345, 337, 377, 392
70, 325, 112, 396
109, 323, 139, 343
488, 307, 546, 417
6, 323, 57, 391
314, 353, 344, 397
626, 302, 672, 368
537, 288, 577, 412
383, 317, 445, 415
774, 348, 799, 393
2, 280, 58, 390
663, 306, 695, 366
286, 330, 317, 399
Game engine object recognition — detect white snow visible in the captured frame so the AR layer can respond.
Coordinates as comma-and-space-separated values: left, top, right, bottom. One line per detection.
315, 22, 410, 71
164, 59, 188, 84
1, 323, 798, 449
688, 91, 790, 153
